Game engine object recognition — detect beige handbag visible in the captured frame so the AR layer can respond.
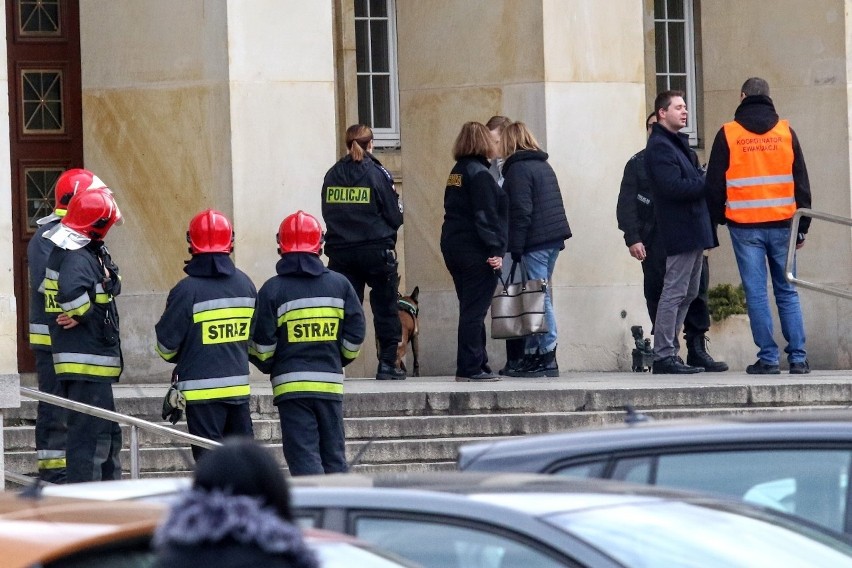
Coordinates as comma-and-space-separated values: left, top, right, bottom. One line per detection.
490, 260, 549, 339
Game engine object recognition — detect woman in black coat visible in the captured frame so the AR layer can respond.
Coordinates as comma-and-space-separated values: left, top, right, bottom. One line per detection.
500, 122, 571, 377
440, 122, 508, 381
153, 439, 318, 568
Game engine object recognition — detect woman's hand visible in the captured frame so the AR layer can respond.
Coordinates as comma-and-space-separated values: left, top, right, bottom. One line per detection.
487, 256, 502, 270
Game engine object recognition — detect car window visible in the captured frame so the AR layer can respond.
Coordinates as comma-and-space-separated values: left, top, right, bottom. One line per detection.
549, 461, 608, 479
312, 541, 421, 568
352, 516, 575, 568
610, 456, 653, 484
652, 450, 851, 533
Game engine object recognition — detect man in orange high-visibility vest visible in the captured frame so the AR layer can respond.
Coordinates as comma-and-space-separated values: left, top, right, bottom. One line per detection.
706, 77, 812, 375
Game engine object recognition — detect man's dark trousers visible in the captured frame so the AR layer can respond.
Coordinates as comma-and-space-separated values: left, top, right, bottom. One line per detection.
277, 398, 347, 476
643, 231, 711, 338
328, 248, 401, 365
34, 350, 67, 483
61, 379, 122, 483
185, 400, 254, 461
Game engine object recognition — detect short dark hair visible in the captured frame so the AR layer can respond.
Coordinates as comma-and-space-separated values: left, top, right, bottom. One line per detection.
741, 77, 770, 97
645, 111, 657, 129
193, 438, 293, 521
485, 115, 512, 132
653, 90, 685, 119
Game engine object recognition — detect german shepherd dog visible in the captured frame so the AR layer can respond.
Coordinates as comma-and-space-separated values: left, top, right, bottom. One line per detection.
396, 286, 420, 376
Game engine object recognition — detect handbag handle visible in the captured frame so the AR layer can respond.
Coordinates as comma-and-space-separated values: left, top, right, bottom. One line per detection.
497, 258, 531, 293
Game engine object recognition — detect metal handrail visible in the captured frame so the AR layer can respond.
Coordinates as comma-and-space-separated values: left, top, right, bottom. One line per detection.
786, 208, 852, 300
16, 386, 221, 480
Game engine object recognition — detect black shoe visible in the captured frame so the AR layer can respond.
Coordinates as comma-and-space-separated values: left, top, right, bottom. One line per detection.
504, 354, 539, 377
652, 356, 704, 374
518, 349, 559, 378
789, 360, 811, 374
686, 334, 729, 372
499, 359, 524, 375
746, 360, 780, 375
376, 362, 406, 380
456, 371, 500, 382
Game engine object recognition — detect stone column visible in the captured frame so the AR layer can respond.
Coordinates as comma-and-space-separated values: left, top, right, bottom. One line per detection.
397, 0, 647, 373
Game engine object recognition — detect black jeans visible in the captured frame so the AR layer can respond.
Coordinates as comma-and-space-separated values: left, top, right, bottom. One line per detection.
277, 397, 347, 476
443, 251, 499, 377
328, 248, 401, 365
186, 400, 254, 461
643, 232, 711, 338
61, 379, 122, 483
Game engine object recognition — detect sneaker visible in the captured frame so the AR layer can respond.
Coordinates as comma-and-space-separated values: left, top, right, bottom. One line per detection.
652, 356, 704, 374
789, 360, 811, 374
376, 362, 406, 380
745, 360, 780, 375
455, 371, 500, 382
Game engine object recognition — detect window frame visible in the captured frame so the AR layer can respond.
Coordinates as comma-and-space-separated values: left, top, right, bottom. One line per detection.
354, 0, 401, 147
654, 0, 698, 145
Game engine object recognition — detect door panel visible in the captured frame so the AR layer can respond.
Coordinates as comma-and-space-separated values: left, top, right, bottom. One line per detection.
6, 0, 82, 371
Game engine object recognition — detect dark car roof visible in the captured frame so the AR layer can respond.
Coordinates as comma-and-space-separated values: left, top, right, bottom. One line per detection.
458, 411, 852, 471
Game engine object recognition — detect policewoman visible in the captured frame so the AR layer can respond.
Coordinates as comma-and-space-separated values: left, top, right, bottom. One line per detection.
42, 187, 124, 483
321, 124, 404, 381
249, 211, 365, 475
155, 210, 257, 461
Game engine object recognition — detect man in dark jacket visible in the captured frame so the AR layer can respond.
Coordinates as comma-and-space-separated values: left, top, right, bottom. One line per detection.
617, 113, 727, 372
155, 209, 257, 461
706, 77, 811, 375
321, 125, 403, 381
644, 90, 717, 374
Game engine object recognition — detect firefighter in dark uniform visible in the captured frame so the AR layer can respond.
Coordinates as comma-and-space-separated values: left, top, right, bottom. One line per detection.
321, 124, 404, 381
155, 209, 257, 461
42, 187, 123, 483
28, 168, 105, 482
249, 211, 365, 475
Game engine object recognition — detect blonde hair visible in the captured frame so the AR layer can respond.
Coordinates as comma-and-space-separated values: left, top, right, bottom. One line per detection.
346, 124, 373, 162
452, 122, 494, 161
501, 121, 542, 157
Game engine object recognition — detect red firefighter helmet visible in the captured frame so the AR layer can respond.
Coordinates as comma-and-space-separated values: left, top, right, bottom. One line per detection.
187, 209, 234, 254
61, 187, 122, 241
38, 168, 109, 225
277, 210, 323, 255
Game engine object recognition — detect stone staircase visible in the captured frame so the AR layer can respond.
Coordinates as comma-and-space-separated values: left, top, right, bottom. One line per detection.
5, 372, 852, 482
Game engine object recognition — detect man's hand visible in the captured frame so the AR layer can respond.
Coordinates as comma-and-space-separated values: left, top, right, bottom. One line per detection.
628, 242, 647, 261
56, 314, 79, 329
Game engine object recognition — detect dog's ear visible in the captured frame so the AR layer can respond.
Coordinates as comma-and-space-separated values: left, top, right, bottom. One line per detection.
411, 286, 419, 302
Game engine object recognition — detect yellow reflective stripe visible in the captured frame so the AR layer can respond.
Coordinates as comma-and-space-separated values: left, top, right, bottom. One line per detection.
43, 279, 58, 291
64, 302, 91, 317
278, 307, 344, 327
30, 333, 51, 346
38, 458, 67, 470
249, 345, 276, 361
95, 293, 110, 304
55, 362, 122, 377
341, 346, 361, 359
193, 307, 255, 323
155, 343, 177, 361
44, 291, 62, 313
273, 381, 344, 397
182, 385, 251, 401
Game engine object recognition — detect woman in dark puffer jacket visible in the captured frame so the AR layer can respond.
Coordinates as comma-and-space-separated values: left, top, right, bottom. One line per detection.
500, 122, 572, 377
153, 438, 318, 568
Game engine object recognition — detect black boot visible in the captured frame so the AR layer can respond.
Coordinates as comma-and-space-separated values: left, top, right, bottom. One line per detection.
518, 349, 559, 378
504, 354, 538, 377
499, 359, 525, 375
686, 334, 729, 372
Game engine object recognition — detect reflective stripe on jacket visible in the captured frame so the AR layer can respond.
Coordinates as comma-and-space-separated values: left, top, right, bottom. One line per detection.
724, 120, 796, 223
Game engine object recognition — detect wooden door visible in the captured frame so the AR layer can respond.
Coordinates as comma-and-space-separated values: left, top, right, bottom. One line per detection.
6, 0, 83, 371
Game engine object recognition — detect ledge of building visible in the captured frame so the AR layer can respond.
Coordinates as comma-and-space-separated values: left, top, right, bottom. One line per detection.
0, 373, 21, 409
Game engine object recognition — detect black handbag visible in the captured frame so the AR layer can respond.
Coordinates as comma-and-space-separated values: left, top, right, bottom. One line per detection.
490, 259, 549, 339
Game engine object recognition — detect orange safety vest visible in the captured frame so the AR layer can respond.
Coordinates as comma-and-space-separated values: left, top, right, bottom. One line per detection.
723, 119, 796, 223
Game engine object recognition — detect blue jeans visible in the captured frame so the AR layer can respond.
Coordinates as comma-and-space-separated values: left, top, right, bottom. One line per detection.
729, 226, 807, 365
522, 248, 560, 354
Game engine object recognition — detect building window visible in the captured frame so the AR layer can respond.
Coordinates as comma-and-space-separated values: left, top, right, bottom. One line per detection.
654, 0, 697, 144
21, 70, 64, 133
355, 0, 400, 146
18, 0, 61, 37
24, 167, 62, 231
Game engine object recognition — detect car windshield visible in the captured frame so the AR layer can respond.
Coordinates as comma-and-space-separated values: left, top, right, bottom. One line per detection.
547, 500, 852, 568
